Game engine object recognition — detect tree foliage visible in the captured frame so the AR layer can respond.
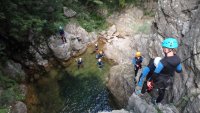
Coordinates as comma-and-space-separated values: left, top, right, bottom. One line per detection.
0, 0, 67, 63
0, 0, 156, 62
0, 0, 66, 42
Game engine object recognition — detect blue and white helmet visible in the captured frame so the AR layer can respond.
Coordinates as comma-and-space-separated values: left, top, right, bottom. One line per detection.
162, 38, 178, 48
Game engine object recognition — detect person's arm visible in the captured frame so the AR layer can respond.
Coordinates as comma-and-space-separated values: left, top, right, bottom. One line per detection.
149, 62, 164, 81
132, 58, 136, 65
176, 64, 182, 73
137, 67, 150, 87
140, 57, 144, 63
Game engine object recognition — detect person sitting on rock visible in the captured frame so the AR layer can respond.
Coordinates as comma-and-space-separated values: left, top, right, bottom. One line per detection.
135, 57, 162, 95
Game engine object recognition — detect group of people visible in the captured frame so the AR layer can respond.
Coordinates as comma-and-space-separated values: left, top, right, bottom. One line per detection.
58, 26, 104, 69
95, 43, 104, 69
132, 37, 182, 105
59, 26, 182, 105
75, 43, 105, 69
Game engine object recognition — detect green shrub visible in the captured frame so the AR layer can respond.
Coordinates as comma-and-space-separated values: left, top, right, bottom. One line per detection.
137, 22, 151, 34
0, 89, 15, 106
144, 10, 155, 17
0, 86, 25, 107
0, 73, 16, 88
77, 12, 108, 32
0, 108, 9, 113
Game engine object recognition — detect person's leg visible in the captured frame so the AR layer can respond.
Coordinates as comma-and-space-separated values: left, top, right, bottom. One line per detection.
141, 81, 148, 94
156, 88, 165, 103
61, 34, 66, 43
135, 68, 138, 77
61, 36, 64, 43
64, 36, 67, 42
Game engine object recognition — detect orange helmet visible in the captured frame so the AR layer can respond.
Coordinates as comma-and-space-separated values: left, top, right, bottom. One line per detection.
135, 52, 141, 57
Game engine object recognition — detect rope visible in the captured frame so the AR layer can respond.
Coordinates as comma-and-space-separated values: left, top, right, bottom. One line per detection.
181, 51, 200, 63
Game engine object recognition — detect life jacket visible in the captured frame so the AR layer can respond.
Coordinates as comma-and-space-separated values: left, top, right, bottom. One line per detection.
134, 56, 143, 68
154, 55, 181, 89
97, 61, 103, 68
59, 29, 64, 35
78, 60, 82, 65
145, 58, 156, 79
159, 55, 181, 77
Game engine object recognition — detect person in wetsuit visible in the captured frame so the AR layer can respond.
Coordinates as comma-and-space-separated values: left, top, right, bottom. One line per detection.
149, 38, 182, 104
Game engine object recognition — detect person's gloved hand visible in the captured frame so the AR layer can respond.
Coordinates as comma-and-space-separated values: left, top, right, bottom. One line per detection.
147, 80, 154, 91
135, 86, 142, 95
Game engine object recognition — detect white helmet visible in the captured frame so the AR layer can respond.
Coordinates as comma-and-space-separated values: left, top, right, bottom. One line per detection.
154, 57, 162, 67
79, 57, 82, 61
98, 58, 101, 62
95, 43, 98, 46
59, 26, 63, 30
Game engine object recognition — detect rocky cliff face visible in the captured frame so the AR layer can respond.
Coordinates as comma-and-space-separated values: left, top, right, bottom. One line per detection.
107, 64, 134, 107
105, 0, 200, 113
153, 0, 200, 112
30, 22, 97, 66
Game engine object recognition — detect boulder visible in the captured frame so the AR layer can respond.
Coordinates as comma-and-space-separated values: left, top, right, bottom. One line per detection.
154, 0, 199, 38
104, 34, 163, 65
48, 23, 97, 60
107, 64, 135, 107
183, 94, 200, 113
2, 60, 25, 82
11, 101, 27, 113
63, 7, 76, 18
127, 94, 157, 113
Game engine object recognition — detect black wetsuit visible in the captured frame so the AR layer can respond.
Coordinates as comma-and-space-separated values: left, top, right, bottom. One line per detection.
132, 56, 143, 77
150, 55, 182, 103
137, 58, 155, 94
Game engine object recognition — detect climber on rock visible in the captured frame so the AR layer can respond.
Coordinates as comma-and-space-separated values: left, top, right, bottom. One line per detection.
135, 57, 162, 95
132, 51, 143, 83
59, 26, 67, 43
148, 37, 182, 105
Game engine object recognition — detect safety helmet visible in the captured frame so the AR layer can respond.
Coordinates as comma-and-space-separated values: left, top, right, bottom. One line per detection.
95, 43, 98, 46
59, 26, 63, 30
135, 52, 141, 57
98, 58, 101, 62
162, 38, 178, 48
99, 51, 103, 54
154, 57, 162, 67
79, 57, 82, 61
